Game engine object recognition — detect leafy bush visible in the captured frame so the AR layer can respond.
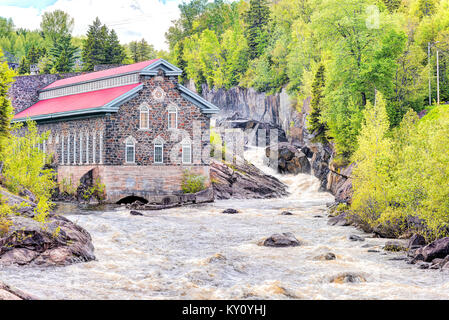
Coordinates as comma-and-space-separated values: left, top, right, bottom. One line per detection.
181, 170, 206, 194
351, 93, 449, 241
83, 178, 106, 203
3, 121, 55, 223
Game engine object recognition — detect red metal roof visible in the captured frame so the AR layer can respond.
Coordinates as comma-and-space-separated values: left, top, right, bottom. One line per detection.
14, 83, 141, 120
42, 59, 159, 90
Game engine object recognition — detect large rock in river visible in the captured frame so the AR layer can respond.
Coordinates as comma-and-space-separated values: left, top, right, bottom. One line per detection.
265, 142, 311, 175
0, 214, 95, 267
413, 237, 449, 262
211, 159, 288, 200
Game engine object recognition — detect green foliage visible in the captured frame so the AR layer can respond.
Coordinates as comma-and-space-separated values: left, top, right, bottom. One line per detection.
125, 39, 156, 63
40, 10, 75, 45
181, 170, 207, 194
82, 178, 106, 203
244, 0, 271, 60
49, 35, 78, 73
3, 121, 56, 221
351, 92, 449, 241
59, 176, 77, 196
82, 17, 125, 71
0, 49, 15, 154
308, 63, 327, 141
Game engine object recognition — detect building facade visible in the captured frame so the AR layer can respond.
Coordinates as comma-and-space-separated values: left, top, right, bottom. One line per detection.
12, 59, 220, 203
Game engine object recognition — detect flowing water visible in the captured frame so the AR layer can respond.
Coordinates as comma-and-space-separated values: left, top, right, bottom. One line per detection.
2, 147, 449, 300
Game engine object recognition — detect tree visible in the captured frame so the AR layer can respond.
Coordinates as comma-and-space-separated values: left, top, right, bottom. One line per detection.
244, 0, 271, 60
105, 30, 125, 64
0, 49, 15, 155
40, 10, 74, 45
308, 63, 327, 140
351, 91, 393, 225
126, 39, 156, 63
49, 35, 78, 73
18, 56, 29, 75
82, 18, 107, 71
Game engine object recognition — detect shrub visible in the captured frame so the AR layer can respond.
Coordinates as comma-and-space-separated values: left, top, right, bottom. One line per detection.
181, 170, 206, 194
2, 120, 55, 225
83, 178, 106, 203
351, 93, 449, 241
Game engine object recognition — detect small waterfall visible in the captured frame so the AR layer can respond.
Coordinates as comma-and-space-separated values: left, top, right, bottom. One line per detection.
244, 146, 332, 202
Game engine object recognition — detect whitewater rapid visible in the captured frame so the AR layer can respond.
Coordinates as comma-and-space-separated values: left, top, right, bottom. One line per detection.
1, 147, 449, 299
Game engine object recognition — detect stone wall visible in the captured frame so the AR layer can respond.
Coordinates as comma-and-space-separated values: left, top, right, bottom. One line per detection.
105, 73, 211, 166
27, 72, 213, 203
8, 73, 82, 114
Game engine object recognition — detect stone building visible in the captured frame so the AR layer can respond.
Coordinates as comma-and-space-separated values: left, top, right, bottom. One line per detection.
11, 59, 220, 204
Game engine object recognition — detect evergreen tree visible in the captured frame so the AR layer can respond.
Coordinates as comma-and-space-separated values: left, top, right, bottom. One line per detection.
82, 17, 107, 71
49, 35, 78, 73
0, 49, 15, 155
106, 29, 125, 64
308, 64, 327, 141
244, 0, 270, 60
18, 56, 29, 75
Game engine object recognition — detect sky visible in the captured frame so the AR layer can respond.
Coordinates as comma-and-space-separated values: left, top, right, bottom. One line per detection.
0, 0, 182, 50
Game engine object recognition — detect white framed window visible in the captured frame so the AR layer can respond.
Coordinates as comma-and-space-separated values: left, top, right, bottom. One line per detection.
154, 143, 163, 164
125, 136, 136, 164
182, 143, 192, 164
167, 105, 177, 129
140, 104, 149, 130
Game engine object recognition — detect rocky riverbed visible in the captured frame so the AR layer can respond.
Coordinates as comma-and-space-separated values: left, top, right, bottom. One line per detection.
1, 148, 449, 300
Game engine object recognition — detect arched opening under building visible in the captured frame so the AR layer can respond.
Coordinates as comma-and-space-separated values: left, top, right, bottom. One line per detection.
116, 196, 149, 205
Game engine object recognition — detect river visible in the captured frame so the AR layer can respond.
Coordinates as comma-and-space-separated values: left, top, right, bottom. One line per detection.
1, 147, 449, 299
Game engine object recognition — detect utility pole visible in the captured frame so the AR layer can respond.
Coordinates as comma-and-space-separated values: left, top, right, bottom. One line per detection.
428, 42, 432, 106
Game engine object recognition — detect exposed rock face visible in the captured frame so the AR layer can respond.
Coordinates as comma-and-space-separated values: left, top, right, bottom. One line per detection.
0, 282, 38, 300
217, 118, 288, 146
0, 214, 95, 267
211, 159, 288, 200
0, 188, 37, 218
263, 233, 301, 247
201, 85, 296, 136
266, 142, 311, 175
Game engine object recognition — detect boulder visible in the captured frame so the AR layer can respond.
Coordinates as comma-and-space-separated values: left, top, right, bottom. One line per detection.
314, 252, 336, 261
263, 233, 301, 247
408, 234, 426, 250
384, 241, 406, 252
330, 272, 366, 284
210, 159, 288, 200
0, 214, 95, 267
266, 143, 311, 175
130, 210, 143, 216
280, 211, 293, 216
414, 237, 449, 262
222, 208, 239, 214
328, 212, 351, 226
348, 234, 365, 242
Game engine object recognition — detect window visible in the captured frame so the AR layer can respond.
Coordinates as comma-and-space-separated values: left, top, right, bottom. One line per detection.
154, 143, 163, 164
140, 104, 149, 129
182, 143, 192, 164
125, 136, 136, 164
168, 105, 177, 129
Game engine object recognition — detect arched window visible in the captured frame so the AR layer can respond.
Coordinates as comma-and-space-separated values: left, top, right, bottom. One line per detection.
167, 105, 177, 129
124, 136, 136, 164
140, 104, 149, 130
154, 137, 164, 164
181, 138, 192, 164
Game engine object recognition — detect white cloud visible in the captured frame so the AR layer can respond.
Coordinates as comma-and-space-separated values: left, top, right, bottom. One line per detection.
0, 0, 181, 50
